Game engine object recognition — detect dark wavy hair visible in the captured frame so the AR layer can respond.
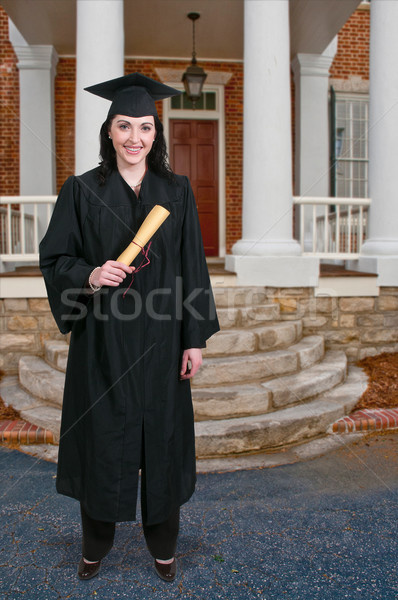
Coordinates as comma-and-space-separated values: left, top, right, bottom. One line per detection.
98, 114, 174, 185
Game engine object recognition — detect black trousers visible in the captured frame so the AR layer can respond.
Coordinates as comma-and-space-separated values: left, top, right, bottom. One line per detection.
80, 431, 180, 562
80, 503, 180, 562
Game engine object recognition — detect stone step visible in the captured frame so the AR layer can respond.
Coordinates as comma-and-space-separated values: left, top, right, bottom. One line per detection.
44, 339, 69, 372
217, 303, 281, 329
192, 350, 346, 420
194, 367, 368, 458
324, 365, 369, 419
0, 375, 61, 442
193, 384, 271, 421
213, 286, 269, 308
210, 273, 237, 287
193, 335, 324, 387
261, 351, 347, 410
19, 355, 65, 409
203, 320, 302, 357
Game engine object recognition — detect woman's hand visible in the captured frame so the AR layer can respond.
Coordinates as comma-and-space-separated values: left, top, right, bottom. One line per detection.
180, 348, 203, 380
91, 260, 134, 287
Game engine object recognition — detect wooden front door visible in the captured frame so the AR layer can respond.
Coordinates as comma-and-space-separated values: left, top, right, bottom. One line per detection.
169, 120, 219, 256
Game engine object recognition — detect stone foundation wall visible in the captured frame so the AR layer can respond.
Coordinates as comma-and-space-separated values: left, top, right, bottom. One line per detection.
267, 287, 398, 363
1, 287, 398, 375
0, 298, 65, 374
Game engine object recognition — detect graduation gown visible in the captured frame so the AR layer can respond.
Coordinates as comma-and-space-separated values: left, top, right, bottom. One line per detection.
39, 167, 219, 525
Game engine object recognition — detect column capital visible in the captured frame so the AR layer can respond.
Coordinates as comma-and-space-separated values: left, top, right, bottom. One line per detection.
13, 45, 58, 72
291, 53, 335, 82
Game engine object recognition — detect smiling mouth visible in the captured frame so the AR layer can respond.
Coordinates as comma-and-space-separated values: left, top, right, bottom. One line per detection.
124, 146, 143, 154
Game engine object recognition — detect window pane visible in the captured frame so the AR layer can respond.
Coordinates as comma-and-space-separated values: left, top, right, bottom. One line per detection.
182, 93, 204, 110
205, 92, 216, 110
171, 96, 181, 109
170, 91, 216, 111
334, 93, 369, 198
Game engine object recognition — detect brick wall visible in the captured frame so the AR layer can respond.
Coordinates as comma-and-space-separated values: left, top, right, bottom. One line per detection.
330, 4, 370, 80
55, 58, 76, 189
0, 6, 19, 196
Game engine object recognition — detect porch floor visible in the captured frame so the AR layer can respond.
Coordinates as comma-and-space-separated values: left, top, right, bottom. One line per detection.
1, 261, 378, 279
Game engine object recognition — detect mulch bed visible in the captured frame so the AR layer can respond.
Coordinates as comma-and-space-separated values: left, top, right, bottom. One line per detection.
0, 370, 21, 420
0, 398, 21, 419
353, 352, 398, 411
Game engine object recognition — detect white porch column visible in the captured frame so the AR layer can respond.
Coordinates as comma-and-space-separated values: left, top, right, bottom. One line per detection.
359, 0, 398, 285
13, 45, 58, 196
75, 0, 124, 174
12, 44, 58, 250
291, 41, 337, 249
226, 0, 318, 286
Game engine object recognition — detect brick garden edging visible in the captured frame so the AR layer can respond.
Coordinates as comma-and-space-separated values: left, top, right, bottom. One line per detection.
2, 408, 398, 449
332, 408, 398, 434
0, 420, 55, 444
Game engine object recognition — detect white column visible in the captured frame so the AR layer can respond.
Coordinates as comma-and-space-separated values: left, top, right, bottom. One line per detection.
13, 44, 58, 249
358, 0, 398, 285
226, 0, 318, 286
291, 40, 337, 249
75, 0, 124, 174
13, 45, 58, 196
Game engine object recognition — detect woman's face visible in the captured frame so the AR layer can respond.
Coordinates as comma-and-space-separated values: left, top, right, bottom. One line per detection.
108, 115, 156, 170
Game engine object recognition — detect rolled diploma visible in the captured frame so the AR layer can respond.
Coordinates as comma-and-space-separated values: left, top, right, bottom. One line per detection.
117, 204, 170, 266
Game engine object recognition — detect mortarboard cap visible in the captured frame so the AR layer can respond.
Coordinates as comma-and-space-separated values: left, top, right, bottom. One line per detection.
84, 73, 182, 118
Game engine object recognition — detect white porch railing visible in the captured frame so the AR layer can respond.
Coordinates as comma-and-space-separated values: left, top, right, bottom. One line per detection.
293, 196, 371, 259
0, 196, 56, 263
0, 195, 371, 264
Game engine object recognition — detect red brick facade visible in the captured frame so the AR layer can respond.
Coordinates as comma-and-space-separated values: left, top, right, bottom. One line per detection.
0, 5, 370, 253
0, 6, 19, 196
330, 5, 370, 80
55, 58, 76, 187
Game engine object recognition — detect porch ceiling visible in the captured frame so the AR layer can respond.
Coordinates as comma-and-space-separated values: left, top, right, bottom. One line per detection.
3, 0, 362, 60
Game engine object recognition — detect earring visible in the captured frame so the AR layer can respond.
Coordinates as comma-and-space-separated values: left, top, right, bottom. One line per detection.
108, 135, 112, 140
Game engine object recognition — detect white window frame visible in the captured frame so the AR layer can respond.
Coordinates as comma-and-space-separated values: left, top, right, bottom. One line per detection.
333, 92, 369, 199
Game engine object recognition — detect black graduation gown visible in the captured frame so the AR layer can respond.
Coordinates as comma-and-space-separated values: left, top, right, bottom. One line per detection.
39, 167, 219, 525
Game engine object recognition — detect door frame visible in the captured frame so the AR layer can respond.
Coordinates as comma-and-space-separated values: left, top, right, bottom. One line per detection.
163, 84, 226, 257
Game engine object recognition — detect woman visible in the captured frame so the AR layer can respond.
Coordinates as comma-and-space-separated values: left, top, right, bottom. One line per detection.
39, 73, 219, 582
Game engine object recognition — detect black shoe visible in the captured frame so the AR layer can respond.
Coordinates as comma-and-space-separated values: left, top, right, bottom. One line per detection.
154, 558, 177, 582
77, 557, 101, 580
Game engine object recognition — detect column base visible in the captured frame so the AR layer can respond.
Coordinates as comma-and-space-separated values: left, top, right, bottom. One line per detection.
232, 239, 302, 257
225, 255, 319, 287
361, 239, 398, 256
356, 256, 398, 287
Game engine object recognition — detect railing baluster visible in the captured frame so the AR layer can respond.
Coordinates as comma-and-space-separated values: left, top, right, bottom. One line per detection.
20, 204, 26, 253
324, 205, 328, 253
33, 203, 38, 253
359, 205, 364, 252
300, 203, 305, 252
312, 205, 317, 252
348, 204, 352, 253
336, 205, 340, 253
6, 204, 12, 254
47, 202, 52, 225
